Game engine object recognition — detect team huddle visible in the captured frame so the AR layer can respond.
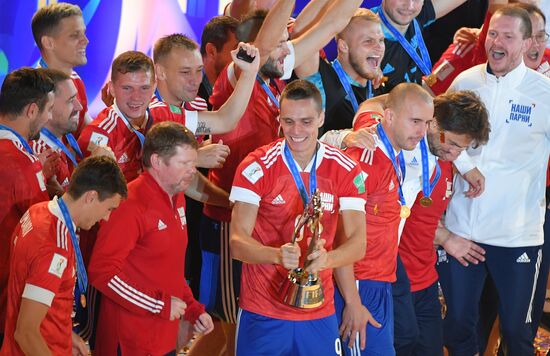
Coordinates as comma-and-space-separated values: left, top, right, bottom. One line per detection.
0, 0, 549, 355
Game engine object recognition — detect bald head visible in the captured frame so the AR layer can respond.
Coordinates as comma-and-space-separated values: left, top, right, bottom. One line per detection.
386, 82, 433, 113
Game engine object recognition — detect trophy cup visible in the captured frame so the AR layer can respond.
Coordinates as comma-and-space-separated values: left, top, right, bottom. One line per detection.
281, 189, 325, 309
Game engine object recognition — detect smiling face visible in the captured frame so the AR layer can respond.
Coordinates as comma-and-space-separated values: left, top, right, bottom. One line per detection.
260, 30, 291, 79
157, 47, 204, 103
485, 14, 531, 77
340, 19, 385, 80
524, 12, 546, 70
47, 15, 88, 67
279, 98, 324, 165
382, 0, 424, 27
49, 79, 82, 136
110, 70, 155, 121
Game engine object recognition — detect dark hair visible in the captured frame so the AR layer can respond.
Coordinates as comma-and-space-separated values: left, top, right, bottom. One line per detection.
0, 67, 55, 117
32, 3, 82, 50
280, 79, 323, 113
45, 68, 71, 86
142, 121, 198, 168
68, 156, 127, 200
511, 2, 546, 25
111, 51, 154, 82
153, 34, 198, 63
434, 90, 490, 148
236, 9, 268, 42
201, 16, 239, 55
493, 6, 533, 39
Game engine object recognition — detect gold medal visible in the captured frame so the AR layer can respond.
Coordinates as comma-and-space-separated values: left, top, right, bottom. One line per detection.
80, 294, 86, 308
425, 73, 437, 86
419, 196, 433, 207
400, 205, 411, 219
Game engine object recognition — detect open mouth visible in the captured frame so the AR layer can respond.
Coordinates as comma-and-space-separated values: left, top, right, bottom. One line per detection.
490, 49, 506, 60
290, 136, 307, 143
367, 55, 381, 68
526, 50, 540, 60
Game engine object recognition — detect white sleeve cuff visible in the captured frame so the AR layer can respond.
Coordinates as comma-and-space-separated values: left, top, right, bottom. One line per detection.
281, 41, 296, 80
230, 186, 261, 206
320, 129, 351, 149
184, 110, 198, 134
22, 283, 55, 307
453, 150, 476, 175
339, 197, 366, 212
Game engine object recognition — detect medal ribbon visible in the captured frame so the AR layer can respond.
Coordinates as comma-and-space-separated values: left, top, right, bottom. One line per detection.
379, 11, 432, 75
283, 142, 317, 207
0, 125, 34, 154
376, 124, 407, 207
57, 197, 87, 296
420, 138, 441, 200
38, 58, 48, 68
40, 128, 82, 166
114, 103, 147, 148
256, 75, 280, 109
332, 59, 373, 113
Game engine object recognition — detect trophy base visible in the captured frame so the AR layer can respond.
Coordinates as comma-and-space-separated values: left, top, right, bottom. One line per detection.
281, 268, 324, 309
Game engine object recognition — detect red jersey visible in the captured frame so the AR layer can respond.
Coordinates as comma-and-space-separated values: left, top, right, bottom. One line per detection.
77, 102, 196, 182
399, 160, 453, 292
205, 64, 285, 222
230, 140, 367, 321
345, 145, 402, 282
1, 198, 76, 355
89, 172, 204, 355
31, 132, 73, 190
0, 131, 49, 333
72, 72, 89, 138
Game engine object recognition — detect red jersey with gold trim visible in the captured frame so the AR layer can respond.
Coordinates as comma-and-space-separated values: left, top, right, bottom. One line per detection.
399, 160, 453, 292
89, 172, 205, 355
205, 65, 285, 222
1, 198, 76, 355
0, 131, 49, 333
229, 140, 367, 321
346, 145, 401, 282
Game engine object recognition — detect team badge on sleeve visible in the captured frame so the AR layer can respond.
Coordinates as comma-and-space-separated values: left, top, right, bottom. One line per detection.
89, 132, 109, 148
242, 161, 264, 184
354, 173, 366, 194
48, 253, 68, 278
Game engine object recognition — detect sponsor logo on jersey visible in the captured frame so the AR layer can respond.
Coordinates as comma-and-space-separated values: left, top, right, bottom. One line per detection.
242, 161, 263, 184
516, 252, 531, 263
117, 152, 129, 164
271, 194, 286, 205
177, 207, 187, 227
157, 219, 167, 231
48, 253, 68, 278
409, 156, 419, 166
506, 100, 534, 126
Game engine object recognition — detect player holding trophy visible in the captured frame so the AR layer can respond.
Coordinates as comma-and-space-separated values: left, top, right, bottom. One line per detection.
230, 80, 367, 356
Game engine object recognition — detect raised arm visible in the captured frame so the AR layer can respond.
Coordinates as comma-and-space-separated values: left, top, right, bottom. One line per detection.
195, 43, 259, 135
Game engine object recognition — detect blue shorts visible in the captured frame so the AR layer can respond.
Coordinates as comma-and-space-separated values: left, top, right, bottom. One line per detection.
335, 280, 395, 356
199, 215, 241, 323
235, 309, 342, 356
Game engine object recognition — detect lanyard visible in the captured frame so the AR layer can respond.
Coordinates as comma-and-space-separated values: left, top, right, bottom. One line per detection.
420, 138, 441, 199
376, 124, 407, 206
379, 10, 432, 76
57, 197, 87, 295
332, 59, 373, 113
40, 128, 82, 166
0, 125, 34, 154
283, 142, 318, 207
256, 75, 280, 109
114, 104, 147, 148
38, 58, 48, 68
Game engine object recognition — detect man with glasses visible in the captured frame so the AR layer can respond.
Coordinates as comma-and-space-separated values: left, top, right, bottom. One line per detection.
438, 5, 550, 355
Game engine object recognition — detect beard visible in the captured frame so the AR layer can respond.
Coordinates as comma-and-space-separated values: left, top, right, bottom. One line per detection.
260, 57, 284, 79
349, 51, 376, 81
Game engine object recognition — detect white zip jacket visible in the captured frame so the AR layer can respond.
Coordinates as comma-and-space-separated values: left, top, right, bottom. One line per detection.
446, 61, 550, 247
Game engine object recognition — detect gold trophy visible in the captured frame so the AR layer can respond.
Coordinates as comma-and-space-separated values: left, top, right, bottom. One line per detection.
281, 189, 324, 309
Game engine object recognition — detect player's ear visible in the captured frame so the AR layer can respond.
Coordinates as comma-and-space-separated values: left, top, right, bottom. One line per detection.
41, 35, 54, 51
205, 42, 217, 58
155, 63, 166, 81
83, 190, 99, 204
383, 108, 393, 126
318, 111, 325, 128
337, 38, 349, 54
